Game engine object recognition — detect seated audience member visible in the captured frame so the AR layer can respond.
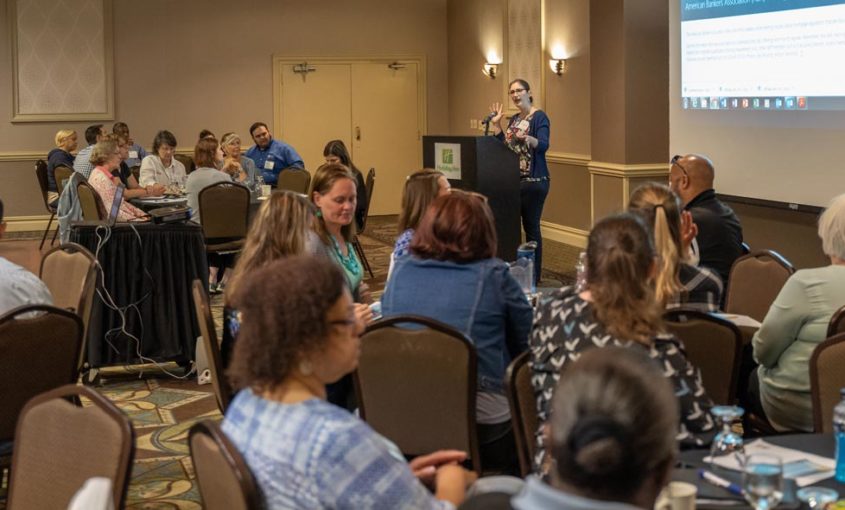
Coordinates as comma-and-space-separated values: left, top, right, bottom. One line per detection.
139, 130, 186, 188
392, 169, 450, 262
382, 190, 533, 474
104, 134, 164, 200
186, 137, 235, 292
185, 137, 232, 224
323, 140, 368, 230
669, 154, 743, 286
46, 129, 78, 204
628, 182, 722, 311
73, 124, 107, 179
112, 122, 147, 168
0, 198, 54, 315
245, 121, 304, 186
86, 140, 147, 222
220, 191, 318, 367
309, 163, 370, 304
507, 348, 678, 510
222, 256, 475, 509
530, 213, 714, 473
220, 132, 259, 186
749, 193, 845, 432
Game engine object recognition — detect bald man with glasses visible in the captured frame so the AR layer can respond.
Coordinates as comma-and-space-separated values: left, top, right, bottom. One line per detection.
669, 154, 744, 289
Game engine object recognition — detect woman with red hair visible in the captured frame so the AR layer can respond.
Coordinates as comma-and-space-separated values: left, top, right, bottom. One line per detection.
381, 190, 533, 474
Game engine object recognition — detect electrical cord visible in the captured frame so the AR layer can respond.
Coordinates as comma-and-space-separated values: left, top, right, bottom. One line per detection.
92, 223, 196, 380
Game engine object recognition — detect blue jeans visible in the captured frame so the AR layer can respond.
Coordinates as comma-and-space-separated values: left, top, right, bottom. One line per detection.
520, 179, 550, 283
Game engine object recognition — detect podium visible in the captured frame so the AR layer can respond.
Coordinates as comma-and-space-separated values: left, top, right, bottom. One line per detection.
423, 136, 520, 261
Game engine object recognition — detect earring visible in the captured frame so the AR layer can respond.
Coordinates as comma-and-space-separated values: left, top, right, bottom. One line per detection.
299, 359, 313, 376
316, 210, 323, 218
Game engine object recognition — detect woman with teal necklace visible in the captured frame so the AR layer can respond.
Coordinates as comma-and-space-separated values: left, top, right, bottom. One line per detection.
311, 163, 366, 296
311, 163, 374, 409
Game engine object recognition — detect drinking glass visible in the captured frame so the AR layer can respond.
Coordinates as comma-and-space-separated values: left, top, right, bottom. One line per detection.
796, 487, 838, 509
508, 259, 534, 297
709, 405, 745, 472
743, 454, 783, 510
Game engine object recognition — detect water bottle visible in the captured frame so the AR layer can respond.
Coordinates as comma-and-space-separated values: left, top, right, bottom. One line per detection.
574, 251, 588, 292
834, 388, 845, 482
516, 241, 537, 294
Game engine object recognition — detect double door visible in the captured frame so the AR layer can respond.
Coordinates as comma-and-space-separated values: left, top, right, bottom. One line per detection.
275, 58, 424, 215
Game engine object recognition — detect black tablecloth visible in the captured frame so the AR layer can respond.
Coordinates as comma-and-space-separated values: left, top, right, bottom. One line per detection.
70, 222, 208, 367
677, 434, 842, 509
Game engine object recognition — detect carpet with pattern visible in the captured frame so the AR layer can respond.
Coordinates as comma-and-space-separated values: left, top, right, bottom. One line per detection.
2, 219, 579, 509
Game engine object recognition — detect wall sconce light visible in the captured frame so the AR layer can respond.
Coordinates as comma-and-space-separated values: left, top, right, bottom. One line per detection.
549, 58, 567, 76
482, 62, 499, 79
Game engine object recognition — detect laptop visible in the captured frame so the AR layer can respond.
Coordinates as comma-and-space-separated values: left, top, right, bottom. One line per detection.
74, 184, 125, 227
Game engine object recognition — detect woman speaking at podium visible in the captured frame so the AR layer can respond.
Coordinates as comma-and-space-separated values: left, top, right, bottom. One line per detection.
490, 78, 550, 284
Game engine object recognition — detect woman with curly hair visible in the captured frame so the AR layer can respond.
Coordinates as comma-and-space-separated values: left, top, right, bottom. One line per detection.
222, 256, 476, 509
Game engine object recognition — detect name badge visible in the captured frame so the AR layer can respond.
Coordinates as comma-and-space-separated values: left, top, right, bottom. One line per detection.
264, 160, 275, 170
516, 120, 530, 132
128, 150, 138, 159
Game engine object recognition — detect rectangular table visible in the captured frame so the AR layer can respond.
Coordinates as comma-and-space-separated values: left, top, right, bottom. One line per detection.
70, 222, 208, 368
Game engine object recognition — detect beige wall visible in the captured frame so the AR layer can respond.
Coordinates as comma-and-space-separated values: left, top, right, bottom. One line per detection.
446, 0, 592, 242
0, 0, 449, 217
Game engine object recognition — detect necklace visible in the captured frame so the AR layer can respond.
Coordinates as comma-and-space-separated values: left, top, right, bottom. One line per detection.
330, 235, 361, 276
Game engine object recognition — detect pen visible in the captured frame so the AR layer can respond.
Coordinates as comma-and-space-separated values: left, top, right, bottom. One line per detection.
698, 469, 744, 496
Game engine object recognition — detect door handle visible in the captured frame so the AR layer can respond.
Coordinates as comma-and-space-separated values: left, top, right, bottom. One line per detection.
355, 127, 361, 141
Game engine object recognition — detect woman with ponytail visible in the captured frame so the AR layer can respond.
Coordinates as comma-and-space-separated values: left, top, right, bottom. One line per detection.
629, 182, 723, 311
529, 213, 714, 475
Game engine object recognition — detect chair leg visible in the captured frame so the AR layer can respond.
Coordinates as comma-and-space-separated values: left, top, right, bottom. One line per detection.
353, 237, 374, 279
50, 221, 60, 245
39, 213, 55, 250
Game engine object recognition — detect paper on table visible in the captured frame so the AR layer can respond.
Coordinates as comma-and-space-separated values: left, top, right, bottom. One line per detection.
704, 439, 835, 486
713, 313, 762, 329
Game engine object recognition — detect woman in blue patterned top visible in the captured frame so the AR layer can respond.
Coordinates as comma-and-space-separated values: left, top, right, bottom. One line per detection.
490, 79, 550, 284
222, 256, 476, 509
390, 169, 450, 277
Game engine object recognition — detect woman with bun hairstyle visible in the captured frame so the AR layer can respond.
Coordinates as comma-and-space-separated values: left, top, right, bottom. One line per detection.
529, 213, 714, 474
510, 347, 678, 509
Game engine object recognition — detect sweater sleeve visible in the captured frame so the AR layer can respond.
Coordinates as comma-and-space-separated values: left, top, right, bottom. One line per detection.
533, 111, 550, 153
752, 274, 808, 368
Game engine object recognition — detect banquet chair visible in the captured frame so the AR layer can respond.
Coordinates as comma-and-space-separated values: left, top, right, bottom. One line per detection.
6, 385, 134, 510
505, 351, 538, 477
175, 153, 196, 174
277, 166, 311, 194
724, 250, 795, 322
39, 243, 98, 370
810, 332, 845, 433
827, 304, 845, 337
54, 165, 74, 197
353, 315, 481, 473
129, 165, 141, 183
192, 280, 233, 413
189, 420, 260, 510
352, 168, 376, 278
0, 305, 83, 469
664, 309, 743, 405
198, 182, 250, 257
35, 159, 59, 249
77, 181, 107, 221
